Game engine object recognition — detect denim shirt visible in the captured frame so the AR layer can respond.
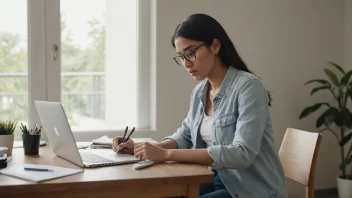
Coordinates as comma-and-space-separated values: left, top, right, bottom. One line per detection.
163, 67, 288, 198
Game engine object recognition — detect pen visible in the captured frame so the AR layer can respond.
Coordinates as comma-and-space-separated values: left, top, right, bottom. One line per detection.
24, 167, 54, 172
121, 126, 129, 142
117, 126, 136, 154
123, 127, 135, 143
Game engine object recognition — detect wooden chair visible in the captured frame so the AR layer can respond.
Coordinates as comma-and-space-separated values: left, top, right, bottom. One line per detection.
279, 128, 323, 198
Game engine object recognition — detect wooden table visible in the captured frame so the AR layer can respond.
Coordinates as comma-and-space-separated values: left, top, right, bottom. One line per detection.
0, 139, 213, 198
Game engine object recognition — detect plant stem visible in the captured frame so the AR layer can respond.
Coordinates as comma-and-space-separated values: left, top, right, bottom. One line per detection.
327, 127, 340, 142
347, 144, 352, 177
327, 126, 347, 177
341, 127, 346, 178
329, 89, 339, 103
346, 144, 352, 160
336, 88, 347, 178
343, 91, 348, 107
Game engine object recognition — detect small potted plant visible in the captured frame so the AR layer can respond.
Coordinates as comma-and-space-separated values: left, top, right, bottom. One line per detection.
299, 62, 352, 198
0, 120, 17, 155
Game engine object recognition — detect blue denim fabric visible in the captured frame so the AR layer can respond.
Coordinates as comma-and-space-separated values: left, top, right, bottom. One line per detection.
200, 170, 232, 198
163, 67, 288, 198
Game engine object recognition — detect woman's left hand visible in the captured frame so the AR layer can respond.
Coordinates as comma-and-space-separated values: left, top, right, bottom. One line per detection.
134, 142, 169, 162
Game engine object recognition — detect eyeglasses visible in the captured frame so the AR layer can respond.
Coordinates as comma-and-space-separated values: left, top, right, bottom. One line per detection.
173, 43, 205, 66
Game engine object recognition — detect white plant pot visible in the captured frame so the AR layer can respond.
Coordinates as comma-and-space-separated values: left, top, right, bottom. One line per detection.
0, 134, 14, 155
337, 176, 352, 198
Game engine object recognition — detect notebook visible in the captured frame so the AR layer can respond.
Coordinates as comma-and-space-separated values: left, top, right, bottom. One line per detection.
0, 164, 83, 183
92, 135, 113, 147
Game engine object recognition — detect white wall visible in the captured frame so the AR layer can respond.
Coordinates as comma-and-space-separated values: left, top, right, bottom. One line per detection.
346, 0, 352, 68
152, 0, 344, 197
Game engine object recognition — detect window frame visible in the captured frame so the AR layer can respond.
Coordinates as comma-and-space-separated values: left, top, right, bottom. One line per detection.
27, 0, 153, 141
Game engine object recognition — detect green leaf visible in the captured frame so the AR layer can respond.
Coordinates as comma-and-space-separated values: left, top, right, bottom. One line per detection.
299, 103, 330, 119
324, 68, 340, 86
304, 79, 331, 86
316, 115, 325, 128
340, 156, 352, 170
340, 132, 352, 146
341, 70, 352, 86
310, 85, 331, 95
329, 62, 345, 74
316, 107, 339, 128
335, 108, 352, 128
347, 88, 352, 100
0, 120, 17, 135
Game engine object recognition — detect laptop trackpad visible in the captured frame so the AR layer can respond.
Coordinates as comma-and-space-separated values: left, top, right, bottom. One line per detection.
88, 149, 139, 162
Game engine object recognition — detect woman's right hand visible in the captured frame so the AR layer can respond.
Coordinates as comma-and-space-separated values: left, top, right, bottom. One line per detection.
112, 137, 135, 155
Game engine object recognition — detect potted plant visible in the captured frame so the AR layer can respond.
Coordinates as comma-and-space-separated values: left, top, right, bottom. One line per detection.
299, 62, 352, 198
0, 120, 17, 155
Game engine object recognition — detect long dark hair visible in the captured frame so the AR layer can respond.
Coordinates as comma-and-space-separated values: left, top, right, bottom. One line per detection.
171, 13, 272, 106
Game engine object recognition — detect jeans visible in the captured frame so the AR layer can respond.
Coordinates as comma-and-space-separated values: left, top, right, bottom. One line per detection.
199, 170, 233, 198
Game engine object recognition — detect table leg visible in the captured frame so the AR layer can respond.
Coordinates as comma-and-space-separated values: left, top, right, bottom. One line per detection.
185, 184, 199, 198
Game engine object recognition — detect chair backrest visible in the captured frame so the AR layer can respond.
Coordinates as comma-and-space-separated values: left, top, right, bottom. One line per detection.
279, 128, 322, 198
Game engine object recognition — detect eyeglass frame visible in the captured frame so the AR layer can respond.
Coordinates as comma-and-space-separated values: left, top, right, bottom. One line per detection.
173, 43, 206, 66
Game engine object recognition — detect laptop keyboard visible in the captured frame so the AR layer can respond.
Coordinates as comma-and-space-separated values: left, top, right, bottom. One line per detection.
79, 151, 114, 164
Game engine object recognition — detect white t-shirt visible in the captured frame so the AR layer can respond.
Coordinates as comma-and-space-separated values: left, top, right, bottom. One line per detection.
199, 113, 214, 147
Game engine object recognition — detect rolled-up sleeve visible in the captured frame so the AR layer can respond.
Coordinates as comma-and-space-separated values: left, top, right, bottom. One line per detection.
162, 110, 193, 149
207, 79, 268, 169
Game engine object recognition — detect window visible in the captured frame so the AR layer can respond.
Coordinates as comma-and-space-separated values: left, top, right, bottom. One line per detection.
0, 1, 28, 133
1, 0, 152, 139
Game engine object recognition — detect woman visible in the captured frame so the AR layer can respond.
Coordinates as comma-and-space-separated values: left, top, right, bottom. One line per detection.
113, 13, 288, 198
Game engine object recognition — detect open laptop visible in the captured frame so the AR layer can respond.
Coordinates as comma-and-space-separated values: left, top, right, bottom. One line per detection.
34, 100, 140, 168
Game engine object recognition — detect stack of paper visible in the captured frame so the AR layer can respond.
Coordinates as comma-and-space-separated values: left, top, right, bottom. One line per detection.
92, 135, 113, 148
0, 164, 83, 183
